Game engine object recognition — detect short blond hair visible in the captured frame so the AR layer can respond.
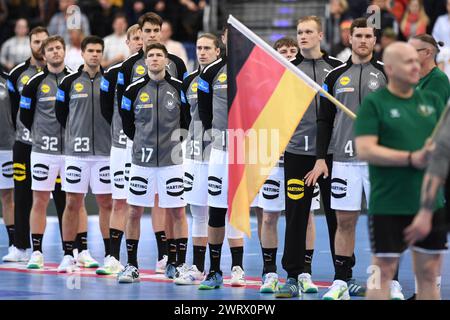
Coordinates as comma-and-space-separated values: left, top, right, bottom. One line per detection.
127, 24, 141, 40
297, 16, 323, 32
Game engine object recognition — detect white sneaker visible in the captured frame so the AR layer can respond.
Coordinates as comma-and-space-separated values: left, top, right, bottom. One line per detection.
390, 280, 405, 300
76, 250, 99, 268
174, 265, 205, 285
260, 272, 279, 293
174, 263, 190, 279
2, 246, 29, 262
96, 255, 124, 275
298, 273, 319, 293
27, 251, 44, 269
322, 280, 350, 300
57, 255, 77, 273
230, 266, 246, 287
155, 255, 168, 274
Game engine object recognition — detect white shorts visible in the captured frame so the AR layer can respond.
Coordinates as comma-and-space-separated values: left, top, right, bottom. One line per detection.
110, 146, 129, 200
183, 158, 208, 206
0, 151, 13, 189
331, 161, 370, 211
127, 164, 186, 208
251, 166, 285, 212
124, 144, 132, 193
64, 156, 111, 194
30, 152, 65, 191
207, 149, 228, 208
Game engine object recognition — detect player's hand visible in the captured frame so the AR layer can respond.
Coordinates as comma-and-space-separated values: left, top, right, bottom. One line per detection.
304, 159, 328, 187
403, 209, 433, 246
411, 139, 435, 169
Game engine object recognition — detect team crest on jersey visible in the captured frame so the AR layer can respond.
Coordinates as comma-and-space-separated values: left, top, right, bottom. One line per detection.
287, 178, 304, 200
166, 100, 176, 111
418, 104, 435, 117
368, 79, 379, 90
339, 76, 351, 86
74, 83, 84, 92
41, 84, 51, 94
390, 108, 401, 118
218, 73, 227, 83
21, 75, 30, 85
139, 92, 150, 102
136, 65, 146, 75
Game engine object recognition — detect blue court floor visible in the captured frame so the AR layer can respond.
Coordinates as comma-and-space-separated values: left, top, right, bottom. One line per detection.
0, 214, 449, 300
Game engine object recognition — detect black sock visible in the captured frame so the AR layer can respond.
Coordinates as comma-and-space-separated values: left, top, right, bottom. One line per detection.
75, 232, 88, 252
230, 246, 243, 269
334, 255, 352, 281
155, 231, 168, 260
393, 265, 399, 282
109, 228, 124, 260
262, 247, 277, 275
63, 241, 74, 256
304, 249, 314, 275
176, 238, 188, 266
209, 243, 222, 272
167, 239, 177, 265
193, 245, 206, 272
126, 239, 139, 268
31, 234, 43, 253
103, 238, 110, 257
6, 225, 15, 247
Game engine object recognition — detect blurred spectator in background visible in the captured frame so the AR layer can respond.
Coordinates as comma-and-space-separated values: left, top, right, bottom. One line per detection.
432, 0, 450, 47
0, 0, 8, 45
48, 0, 91, 44
6, 0, 42, 26
90, 0, 121, 38
102, 13, 129, 68
124, 0, 165, 25
161, 20, 188, 66
370, 0, 399, 36
400, 0, 429, 39
391, 0, 409, 22
346, 0, 369, 19
424, 0, 448, 33
437, 46, 450, 80
332, 19, 352, 62
64, 29, 84, 70
374, 27, 397, 60
325, 0, 351, 53
178, 0, 206, 42
0, 18, 31, 71
39, 0, 59, 26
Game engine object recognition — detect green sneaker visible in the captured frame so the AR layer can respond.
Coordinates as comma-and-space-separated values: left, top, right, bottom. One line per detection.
298, 273, 318, 293
96, 256, 124, 275
76, 250, 99, 268
27, 251, 44, 269
260, 273, 278, 293
198, 271, 223, 290
274, 277, 300, 298
322, 280, 350, 300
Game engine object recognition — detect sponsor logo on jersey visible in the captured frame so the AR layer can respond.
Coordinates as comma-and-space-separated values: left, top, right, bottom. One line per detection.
56, 89, 65, 102
99, 166, 110, 184
74, 83, 84, 92
331, 178, 347, 198
124, 163, 131, 182
113, 170, 125, 189
136, 65, 146, 75
19, 96, 32, 109
218, 73, 227, 83
41, 84, 51, 94
100, 77, 109, 92
287, 178, 304, 200
121, 96, 132, 111
32, 163, 49, 181
20, 75, 30, 85
208, 175, 222, 196
191, 82, 198, 93
2, 161, 13, 178
339, 76, 351, 86
139, 92, 150, 102
262, 179, 280, 200
197, 77, 209, 93
184, 172, 194, 192
129, 176, 148, 195
166, 177, 184, 197
13, 163, 26, 181
65, 166, 82, 184
336, 87, 355, 94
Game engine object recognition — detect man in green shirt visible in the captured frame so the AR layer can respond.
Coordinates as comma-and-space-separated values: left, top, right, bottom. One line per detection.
354, 42, 447, 300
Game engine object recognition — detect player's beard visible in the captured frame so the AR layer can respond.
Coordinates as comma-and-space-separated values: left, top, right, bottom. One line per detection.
31, 49, 44, 62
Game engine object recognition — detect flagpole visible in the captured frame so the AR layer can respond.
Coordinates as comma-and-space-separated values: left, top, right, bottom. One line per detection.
227, 15, 357, 120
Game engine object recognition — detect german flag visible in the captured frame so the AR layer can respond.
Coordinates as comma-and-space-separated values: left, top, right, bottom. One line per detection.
227, 16, 321, 236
